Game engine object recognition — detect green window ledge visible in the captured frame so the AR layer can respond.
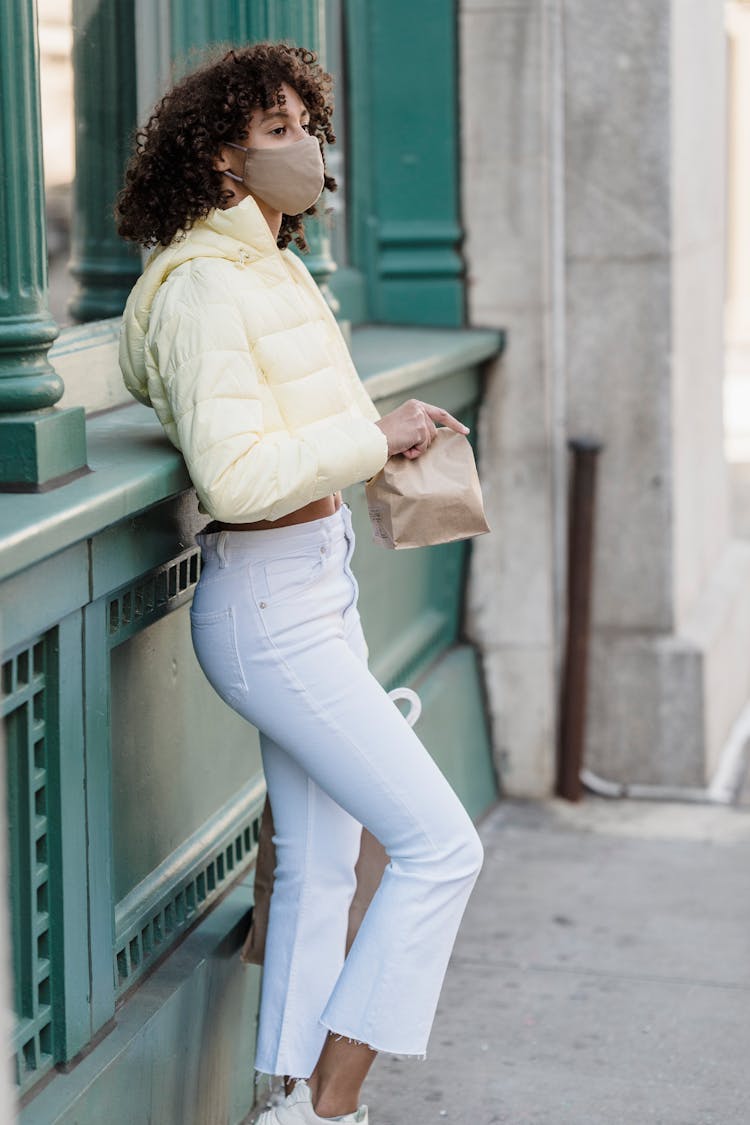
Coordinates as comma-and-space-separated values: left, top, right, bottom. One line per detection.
0, 325, 503, 585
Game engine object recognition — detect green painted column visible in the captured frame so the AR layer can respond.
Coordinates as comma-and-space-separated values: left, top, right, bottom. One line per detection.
0, 0, 87, 489
169, 0, 336, 298
69, 0, 141, 322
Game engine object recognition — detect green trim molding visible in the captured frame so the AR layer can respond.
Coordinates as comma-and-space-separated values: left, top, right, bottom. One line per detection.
346, 0, 464, 325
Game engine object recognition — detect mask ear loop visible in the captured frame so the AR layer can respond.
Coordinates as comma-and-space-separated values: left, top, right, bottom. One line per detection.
222, 140, 247, 183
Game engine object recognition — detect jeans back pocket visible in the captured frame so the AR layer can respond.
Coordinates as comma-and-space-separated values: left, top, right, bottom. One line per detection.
189, 605, 248, 708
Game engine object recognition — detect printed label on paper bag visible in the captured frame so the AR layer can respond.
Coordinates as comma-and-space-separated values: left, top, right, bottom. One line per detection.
366, 504, 394, 548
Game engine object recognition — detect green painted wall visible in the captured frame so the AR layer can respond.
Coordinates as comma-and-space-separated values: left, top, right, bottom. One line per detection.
2, 326, 499, 1122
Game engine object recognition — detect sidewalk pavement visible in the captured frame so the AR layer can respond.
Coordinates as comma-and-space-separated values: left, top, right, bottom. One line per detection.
364, 796, 750, 1125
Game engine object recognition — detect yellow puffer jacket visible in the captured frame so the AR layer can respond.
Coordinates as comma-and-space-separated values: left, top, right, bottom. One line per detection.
119, 193, 389, 523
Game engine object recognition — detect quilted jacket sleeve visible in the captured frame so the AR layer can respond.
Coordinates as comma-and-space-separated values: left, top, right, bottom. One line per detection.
152, 287, 389, 524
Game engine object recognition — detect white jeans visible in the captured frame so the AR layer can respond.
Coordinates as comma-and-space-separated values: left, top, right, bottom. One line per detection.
191, 504, 483, 1079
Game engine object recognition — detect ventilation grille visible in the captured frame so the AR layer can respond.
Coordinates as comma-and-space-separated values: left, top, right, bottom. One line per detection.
2, 635, 56, 1093
108, 548, 201, 644
114, 807, 262, 997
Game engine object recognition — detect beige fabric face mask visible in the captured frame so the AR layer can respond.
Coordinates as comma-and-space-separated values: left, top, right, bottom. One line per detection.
225, 134, 325, 215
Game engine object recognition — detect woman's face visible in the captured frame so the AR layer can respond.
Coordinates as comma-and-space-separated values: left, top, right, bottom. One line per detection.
243, 81, 311, 149
216, 81, 312, 212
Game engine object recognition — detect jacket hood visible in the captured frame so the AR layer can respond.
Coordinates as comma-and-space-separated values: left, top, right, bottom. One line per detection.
119, 194, 280, 407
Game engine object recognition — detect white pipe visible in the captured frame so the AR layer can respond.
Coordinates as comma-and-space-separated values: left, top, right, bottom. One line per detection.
580, 697, 750, 805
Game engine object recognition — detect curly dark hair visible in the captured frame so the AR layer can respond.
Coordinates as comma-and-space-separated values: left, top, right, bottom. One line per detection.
115, 42, 337, 251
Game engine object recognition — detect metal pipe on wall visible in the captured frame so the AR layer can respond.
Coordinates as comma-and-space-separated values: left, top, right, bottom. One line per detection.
556, 436, 603, 801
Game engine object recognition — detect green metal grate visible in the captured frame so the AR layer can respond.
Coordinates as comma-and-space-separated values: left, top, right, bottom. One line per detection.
114, 799, 263, 997
107, 548, 201, 644
2, 634, 56, 1094
105, 543, 265, 996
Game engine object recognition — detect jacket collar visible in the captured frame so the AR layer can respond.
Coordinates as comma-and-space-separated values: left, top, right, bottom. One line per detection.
195, 192, 281, 266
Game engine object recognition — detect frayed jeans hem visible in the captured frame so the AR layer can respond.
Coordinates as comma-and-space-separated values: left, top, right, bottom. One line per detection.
254, 1066, 312, 1082
317, 1020, 428, 1062
253, 1031, 427, 1081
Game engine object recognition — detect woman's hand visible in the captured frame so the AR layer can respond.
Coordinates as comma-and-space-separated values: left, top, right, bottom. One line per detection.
375, 399, 470, 460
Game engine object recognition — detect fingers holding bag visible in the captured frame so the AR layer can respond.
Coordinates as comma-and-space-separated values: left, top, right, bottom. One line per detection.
374, 398, 469, 459
365, 428, 490, 549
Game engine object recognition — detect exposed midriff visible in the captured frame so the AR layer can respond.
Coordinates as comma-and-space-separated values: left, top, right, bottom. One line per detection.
204, 492, 342, 533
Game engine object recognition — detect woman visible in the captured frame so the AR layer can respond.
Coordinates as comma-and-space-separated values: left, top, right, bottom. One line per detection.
117, 43, 483, 1125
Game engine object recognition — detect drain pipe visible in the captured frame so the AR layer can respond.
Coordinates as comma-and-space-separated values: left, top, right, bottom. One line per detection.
556, 435, 750, 808
556, 436, 603, 801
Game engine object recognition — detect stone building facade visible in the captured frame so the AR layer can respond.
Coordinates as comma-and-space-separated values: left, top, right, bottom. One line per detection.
463, 0, 750, 796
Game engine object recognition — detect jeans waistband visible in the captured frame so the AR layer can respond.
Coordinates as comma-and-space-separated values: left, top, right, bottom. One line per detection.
196, 504, 352, 567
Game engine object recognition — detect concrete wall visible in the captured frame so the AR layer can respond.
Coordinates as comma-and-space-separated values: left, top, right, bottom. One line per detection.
564, 0, 673, 636
670, 0, 729, 625
726, 1, 750, 351
462, 0, 563, 797
463, 0, 750, 794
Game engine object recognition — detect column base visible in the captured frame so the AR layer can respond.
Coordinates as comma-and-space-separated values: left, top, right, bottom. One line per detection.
0, 406, 88, 489
585, 539, 750, 788
478, 644, 558, 799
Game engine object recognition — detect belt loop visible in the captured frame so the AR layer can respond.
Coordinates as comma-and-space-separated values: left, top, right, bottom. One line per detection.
217, 530, 228, 567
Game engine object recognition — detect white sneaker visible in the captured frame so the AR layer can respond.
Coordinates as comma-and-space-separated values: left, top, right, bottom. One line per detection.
256, 1079, 368, 1124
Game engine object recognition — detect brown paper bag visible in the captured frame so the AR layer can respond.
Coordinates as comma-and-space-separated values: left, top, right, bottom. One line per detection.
365, 428, 490, 549
240, 796, 274, 965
